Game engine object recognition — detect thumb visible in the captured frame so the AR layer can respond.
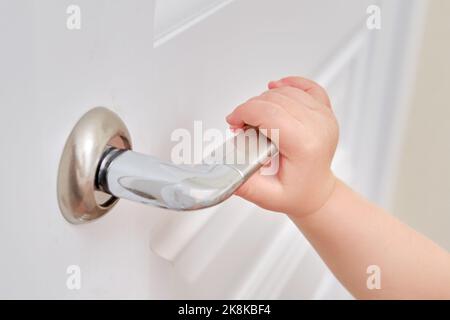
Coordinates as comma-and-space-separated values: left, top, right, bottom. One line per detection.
235, 171, 284, 211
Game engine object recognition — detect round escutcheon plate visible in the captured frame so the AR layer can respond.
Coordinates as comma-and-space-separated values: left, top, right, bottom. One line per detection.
57, 107, 132, 224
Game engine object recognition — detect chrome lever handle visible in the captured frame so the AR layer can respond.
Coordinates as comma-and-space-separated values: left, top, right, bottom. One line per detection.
57, 107, 277, 224
96, 130, 277, 211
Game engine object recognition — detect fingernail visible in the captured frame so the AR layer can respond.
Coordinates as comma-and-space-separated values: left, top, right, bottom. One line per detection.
268, 80, 280, 88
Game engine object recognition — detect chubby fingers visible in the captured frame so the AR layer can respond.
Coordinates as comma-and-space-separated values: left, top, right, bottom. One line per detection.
253, 90, 309, 125
269, 76, 331, 108
226, 99, 301, 158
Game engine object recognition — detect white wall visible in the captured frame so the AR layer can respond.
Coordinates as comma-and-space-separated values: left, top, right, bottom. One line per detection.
393, 0, 450, 251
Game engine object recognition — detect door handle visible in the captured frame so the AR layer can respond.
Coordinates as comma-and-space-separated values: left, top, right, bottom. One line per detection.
57, 107, 278, 224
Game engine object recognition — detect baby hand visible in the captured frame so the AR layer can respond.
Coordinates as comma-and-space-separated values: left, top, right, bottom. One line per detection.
226, 76, 339, 217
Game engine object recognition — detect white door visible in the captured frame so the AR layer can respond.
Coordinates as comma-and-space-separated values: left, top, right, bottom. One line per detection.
0, 0, 425, 299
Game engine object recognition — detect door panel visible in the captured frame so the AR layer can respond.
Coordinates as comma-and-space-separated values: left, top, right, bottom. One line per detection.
149, 0, 425, 299
149, 0, 372, 299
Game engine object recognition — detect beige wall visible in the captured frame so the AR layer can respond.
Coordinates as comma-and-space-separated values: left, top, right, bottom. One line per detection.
393, 0, 450, 250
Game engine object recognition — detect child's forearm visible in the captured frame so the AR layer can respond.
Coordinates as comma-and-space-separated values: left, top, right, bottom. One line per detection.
290, 178, 450, 299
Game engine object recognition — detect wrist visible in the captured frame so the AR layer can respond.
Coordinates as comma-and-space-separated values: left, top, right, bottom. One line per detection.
285, 172, 338, 219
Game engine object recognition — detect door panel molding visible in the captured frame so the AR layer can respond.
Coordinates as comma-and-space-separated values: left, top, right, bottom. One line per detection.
154, 0, 235, 47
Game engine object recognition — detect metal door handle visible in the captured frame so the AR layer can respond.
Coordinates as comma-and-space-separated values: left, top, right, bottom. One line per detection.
57, 107, 277, 224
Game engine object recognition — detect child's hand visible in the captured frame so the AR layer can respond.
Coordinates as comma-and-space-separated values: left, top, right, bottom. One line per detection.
228, 77, 450, 300
226, 76, 339, 217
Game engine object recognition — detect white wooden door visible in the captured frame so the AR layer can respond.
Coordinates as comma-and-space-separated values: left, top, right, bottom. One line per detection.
0, 0, 425, 299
